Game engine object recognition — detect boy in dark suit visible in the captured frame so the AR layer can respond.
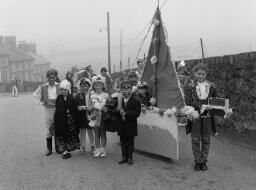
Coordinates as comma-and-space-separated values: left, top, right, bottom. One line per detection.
117, 81, 141, 165
185, 63, 218, 171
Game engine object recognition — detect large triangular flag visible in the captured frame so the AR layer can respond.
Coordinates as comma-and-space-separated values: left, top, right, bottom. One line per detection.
141, 8, 184, 109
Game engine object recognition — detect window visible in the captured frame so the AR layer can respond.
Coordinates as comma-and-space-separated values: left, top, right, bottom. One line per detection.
23, 62, 27, 70
24, 72, 29, 81
0, 57, 3, 66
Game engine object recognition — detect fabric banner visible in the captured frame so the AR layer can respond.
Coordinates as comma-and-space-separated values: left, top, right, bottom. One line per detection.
141, 8, 184, 109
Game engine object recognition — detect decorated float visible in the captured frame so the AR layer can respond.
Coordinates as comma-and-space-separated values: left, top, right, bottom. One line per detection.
133, 7, 185, 160
132, 6, 233, 160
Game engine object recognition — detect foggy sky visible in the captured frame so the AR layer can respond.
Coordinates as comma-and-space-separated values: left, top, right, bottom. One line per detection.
1, 0, 255, 74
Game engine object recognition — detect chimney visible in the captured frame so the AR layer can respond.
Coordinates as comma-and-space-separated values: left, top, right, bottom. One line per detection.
4, 36, 16, 47
28, 42, 36, 53
18, 41, 36, 53
0, 36, 4, 46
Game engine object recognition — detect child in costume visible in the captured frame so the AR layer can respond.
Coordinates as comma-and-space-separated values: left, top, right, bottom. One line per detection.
54, 79, 80, 159
74, 78, 95, 154
33, 69, 60, 156
136, 81, 151, 108
117, 81, 141, 165
88, 75, 109, 158
185, 63, 218, 171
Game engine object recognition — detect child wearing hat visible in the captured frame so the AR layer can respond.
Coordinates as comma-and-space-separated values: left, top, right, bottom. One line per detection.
185, 63, 218, 171
88, 75, 109, 158
117, 81, 141, 165
136, 81, 151, 109
74, 78, 95, 154
54, 79, 80, 159
127, 71, 139, 93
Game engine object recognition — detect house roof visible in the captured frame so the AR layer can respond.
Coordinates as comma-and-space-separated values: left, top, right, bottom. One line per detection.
4, 45, 34, 62
27, 52, 50, 65
0, 46, 10, 56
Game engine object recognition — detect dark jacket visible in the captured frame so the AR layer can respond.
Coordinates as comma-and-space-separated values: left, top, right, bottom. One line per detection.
102, 97, 119, 132
74, 92, 90, 129
135, 92, 151, 108
184, 80, 218, 112
54, 94, 77, 138
117, 94, 141, 137
184, 80, 218, 134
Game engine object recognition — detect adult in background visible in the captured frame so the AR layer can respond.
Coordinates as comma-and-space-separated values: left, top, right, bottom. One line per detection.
11, 79, 18, 97
117, 81, 141, 165
66, 71, 76, 96
33, 69, 60, 156
100, 67, 113, 94
85, 65, 96, 78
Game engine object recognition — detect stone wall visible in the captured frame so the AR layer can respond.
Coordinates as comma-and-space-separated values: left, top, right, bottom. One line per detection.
176, 51, 256, 130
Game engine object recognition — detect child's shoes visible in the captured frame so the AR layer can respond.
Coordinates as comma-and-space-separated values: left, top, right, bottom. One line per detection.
100, 148, 107, 158
93, 149, 101, 158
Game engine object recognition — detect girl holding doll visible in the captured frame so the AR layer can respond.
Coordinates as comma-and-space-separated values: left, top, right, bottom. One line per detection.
74, 78, 95, 154
54, 79, 80, 159
185, 63, 218, 171
88, 76, 109, 158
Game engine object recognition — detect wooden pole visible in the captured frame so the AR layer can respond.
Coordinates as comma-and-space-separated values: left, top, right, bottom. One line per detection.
200, 38, 205, 62
120, 30, 123, 72
128, 57, 130, 71
107, 12, 111, 73
152, 9, 160, 102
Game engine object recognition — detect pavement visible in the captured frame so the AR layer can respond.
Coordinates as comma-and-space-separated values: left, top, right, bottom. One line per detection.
0, 94, 256, 190
0, 92, 32, 97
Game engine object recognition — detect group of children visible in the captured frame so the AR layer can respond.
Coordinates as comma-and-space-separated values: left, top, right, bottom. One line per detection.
35, 68, 149, 165
35, 62, 219, 170
53, 75, 114, 159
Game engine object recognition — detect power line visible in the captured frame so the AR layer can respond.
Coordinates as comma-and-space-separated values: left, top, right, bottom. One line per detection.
132, 22, 153, 68
160, 0, 168, 9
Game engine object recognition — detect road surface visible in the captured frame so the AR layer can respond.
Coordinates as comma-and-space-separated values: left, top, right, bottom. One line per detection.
0, 94, 256, 190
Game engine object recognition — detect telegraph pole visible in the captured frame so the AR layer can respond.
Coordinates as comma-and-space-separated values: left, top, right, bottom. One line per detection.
120, 30, 123, 72
200, 38, 205, 62
128, 57, 130, 71
107, 12, 111, 73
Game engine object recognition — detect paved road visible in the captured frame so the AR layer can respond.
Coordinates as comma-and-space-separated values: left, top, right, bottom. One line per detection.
0, 94, 256, 190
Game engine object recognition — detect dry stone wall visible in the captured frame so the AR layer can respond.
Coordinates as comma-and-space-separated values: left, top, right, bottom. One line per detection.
177, 51, 256, 130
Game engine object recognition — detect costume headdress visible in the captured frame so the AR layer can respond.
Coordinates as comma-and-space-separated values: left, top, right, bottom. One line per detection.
137, 81, 148, 89
60, 79, 71, 91
77, 77, 91, 89
91, 75, 106, 89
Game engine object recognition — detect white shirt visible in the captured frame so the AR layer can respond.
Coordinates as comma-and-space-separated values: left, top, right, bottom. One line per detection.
48, 84, 57, 100
124, 98, 129, 104
196, 81, 209, 100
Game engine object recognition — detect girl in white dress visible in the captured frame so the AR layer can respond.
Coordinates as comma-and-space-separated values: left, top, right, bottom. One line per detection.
88, 76, 109, 158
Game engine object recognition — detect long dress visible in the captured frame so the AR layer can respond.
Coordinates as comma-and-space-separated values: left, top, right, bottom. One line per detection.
54, 94, 80, 153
